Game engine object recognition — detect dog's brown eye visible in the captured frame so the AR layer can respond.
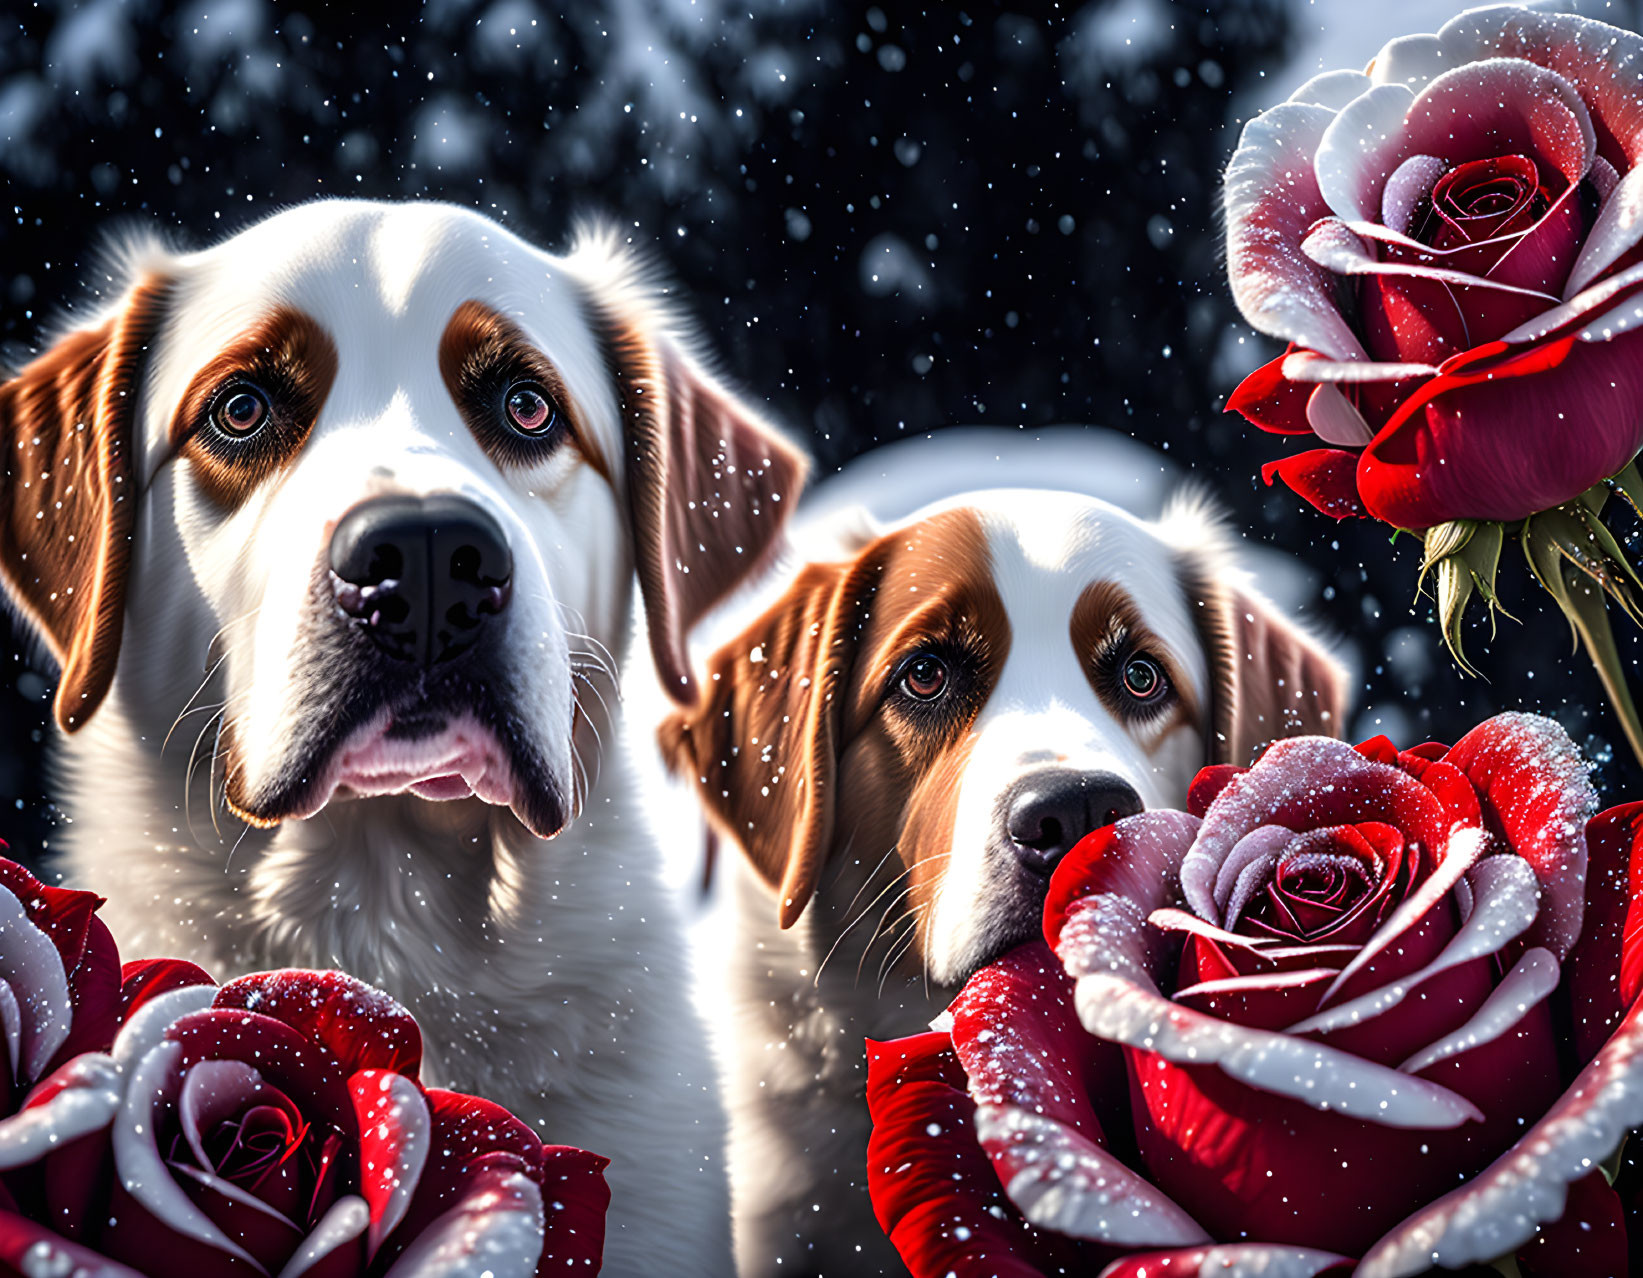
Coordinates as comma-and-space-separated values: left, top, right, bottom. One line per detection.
504, 382, 557, 436
214, 385, 269, 438
1122, 654, 1166, 701
901, 654, 948, 701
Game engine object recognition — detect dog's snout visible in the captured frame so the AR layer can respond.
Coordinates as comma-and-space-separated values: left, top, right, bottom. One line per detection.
1004, 770, 1143, 876
328, 494, 513, 666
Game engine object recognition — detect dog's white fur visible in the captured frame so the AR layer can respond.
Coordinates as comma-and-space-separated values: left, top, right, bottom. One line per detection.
2, 198, 809, 1276
664, 483, 1347, 1276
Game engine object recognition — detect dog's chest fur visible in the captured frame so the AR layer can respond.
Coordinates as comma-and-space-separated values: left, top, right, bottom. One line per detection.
52, 699, 731, 1277
723, 861, 949, 1277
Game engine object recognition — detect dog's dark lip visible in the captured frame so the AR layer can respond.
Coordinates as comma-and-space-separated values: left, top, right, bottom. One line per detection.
226, 668, 569, 840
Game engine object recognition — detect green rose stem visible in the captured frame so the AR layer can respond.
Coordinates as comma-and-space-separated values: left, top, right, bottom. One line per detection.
1425, 463, 1643, 765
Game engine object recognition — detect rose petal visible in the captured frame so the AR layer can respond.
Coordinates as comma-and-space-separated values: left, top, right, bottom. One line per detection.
169, 1158, 306, 1274
1261, 450, 1370, 521
1487, 181, 1586, 297
951, 945, 1207, 1248
213, 970, 422, 1081
1567, 165, 1643, 295
1369, 32, 1450, 93
109, 1039, 258, 1268
1436, 6, 1643, 166
1500, 257, 1643, 343
1318, 60, 1594, 224
0, 875, 73, 1085
380, 1167, 545, 1278
1187, 738, 1463, 903
1225, 101, 1371, 361
273, 1197, 369, 1278
1289, 69, 1370, 111
1398, 945, 1561, 1075
1313, 81, 1419, 225
110, 983, 217, 1071
1226, 351, 1314, 436
1301, 217, 1562, 306
1293, 853, 1537, 1037
1184, 824, 1288, 925
1149, 908, 1283, 956
1188, 766, 1245, 818
1044, 813, 1202, 952
0, 984, 20, 1090
0, 1053, 120, 1171
1357, 989, 1643, 1277
1304, 383, 1376, 448
118, 958, 216, 1025
1442, 711, 1596, 959
1279, 349, 1440, 383
1358, 321, 1643, 526
1058, 897, 1482, 1128
174, 1059, 306, 1248
0, 859, 104, 979
536, 1145, 612, 1274
973, 1103, 1209, 1249
1565, 802, 1643, 1061
1311, 826, 1487, 1009
1097, 1244, 1352, 1278
0, 1210, 146, 1278
1172, 968, 1340, 1032
1514, 1168, 1631, 1278
1381, 154, 1449, 236
35, 916, 121, 1081
165, 1009, 359, 1143
350, 1069, 430, 1258
867, 1032, 1081, 1278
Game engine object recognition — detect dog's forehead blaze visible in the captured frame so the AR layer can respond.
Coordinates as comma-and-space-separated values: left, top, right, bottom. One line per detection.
436, 299, 608, 481
168, 306, 339, 510
1069, 578, 1203, 749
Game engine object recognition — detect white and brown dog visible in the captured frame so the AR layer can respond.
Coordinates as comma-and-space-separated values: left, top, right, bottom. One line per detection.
662, 483, 1348, 1275
0, 198, 808, 1275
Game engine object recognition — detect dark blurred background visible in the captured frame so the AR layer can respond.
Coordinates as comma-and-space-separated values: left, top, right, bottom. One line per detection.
3, 0, 1642, 869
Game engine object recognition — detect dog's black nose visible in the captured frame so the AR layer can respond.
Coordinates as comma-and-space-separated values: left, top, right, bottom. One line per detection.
1005, 770, 1143, 876
328, 494, 513, 666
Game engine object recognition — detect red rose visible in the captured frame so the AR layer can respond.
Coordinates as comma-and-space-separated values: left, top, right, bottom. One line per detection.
0, 850, 147, 1117
1224, 5, 1643, 530
0, 968, 609, 1277
868, 713, 1643, 1276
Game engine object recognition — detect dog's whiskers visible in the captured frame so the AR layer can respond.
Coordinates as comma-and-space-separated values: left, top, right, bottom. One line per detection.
163, 605, 262, 752
163, 656, 228, 754
817, 848, 950, 987
814, 842, 906, 984
569, 667, 610, 793
854, 881, 914, 987
877, 909, 923, 996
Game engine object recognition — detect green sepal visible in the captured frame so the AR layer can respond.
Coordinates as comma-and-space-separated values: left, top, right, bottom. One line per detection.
1422, 520, 1509, 670
1610, 459, 1643, 519
1523, 525, 1643, 765
1527, 506, 1643, 627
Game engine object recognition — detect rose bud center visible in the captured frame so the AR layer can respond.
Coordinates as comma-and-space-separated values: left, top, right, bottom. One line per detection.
1236, 822, 1413, 945
165, 1068, 348, 1266
202, 1104, 309, 1189
1417, 154, 1550, 251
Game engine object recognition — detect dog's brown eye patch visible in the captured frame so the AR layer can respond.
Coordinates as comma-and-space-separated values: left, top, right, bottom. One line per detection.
1072, 581, 1200, 740
169, 309, 338, 509
439, 301, 591, 471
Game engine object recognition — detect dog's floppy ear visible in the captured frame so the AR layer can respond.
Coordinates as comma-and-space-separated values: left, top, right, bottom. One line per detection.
1166, 497, 1347, 765
659, 555, 871, 928
0, 275, 169, 731
575, 233, 808, 706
